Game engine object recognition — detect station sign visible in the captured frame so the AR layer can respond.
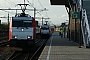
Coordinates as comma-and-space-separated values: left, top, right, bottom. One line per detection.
72, 12, 79, 19
61, 23, 65, 27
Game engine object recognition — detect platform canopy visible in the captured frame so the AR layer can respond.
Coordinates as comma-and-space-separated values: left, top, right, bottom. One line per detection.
50, 0, 73, 8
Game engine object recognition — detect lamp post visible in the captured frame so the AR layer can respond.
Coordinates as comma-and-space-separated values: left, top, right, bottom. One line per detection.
79, 0, 83, 48
74, 3, 77, 42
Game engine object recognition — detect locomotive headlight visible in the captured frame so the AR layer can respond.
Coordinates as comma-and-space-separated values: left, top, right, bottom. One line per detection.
22, 29, 24, 31
15, 36, 17, 38
28, 36, 30, 39
12, 36, 17, 39
27, 36, 32, 39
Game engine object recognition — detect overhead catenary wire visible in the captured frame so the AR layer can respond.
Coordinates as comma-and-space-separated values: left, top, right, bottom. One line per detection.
26, 0, 49, 25
31, 0, 34, 6
2, 10, 15, 14
27, 0, 35, 8
37, 0, 44, 8
5, 0, 16, 7
4, 0, 17, 14
2, 0, 47, 18
37, 0, 49, 18
0, 5, 15, 16
8, 0, 17, 5
0, 7, 17, 15
27, 0, 48, 15
27, 0, 44, 17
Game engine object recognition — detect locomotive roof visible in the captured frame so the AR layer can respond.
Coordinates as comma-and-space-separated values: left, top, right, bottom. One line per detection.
12, 17, 33, 20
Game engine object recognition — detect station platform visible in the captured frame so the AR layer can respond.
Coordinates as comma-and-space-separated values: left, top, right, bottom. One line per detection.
38, 32, 90, 60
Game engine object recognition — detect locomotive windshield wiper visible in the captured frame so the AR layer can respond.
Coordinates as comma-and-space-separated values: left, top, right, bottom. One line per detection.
26, 27, 28, 29
17, 27, 19, 29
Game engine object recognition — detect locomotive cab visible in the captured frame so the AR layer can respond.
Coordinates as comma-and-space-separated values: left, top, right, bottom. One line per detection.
40, 24, 51, 38
9, 13, 36, 47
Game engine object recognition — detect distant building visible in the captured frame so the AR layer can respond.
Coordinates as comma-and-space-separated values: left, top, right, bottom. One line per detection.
2, 22, 8, 24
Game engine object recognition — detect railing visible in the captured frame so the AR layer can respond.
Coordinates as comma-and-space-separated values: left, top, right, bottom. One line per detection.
82, 9, 90, 47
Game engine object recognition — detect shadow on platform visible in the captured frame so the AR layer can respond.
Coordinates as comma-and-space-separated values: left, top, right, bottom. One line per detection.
46, 32, 79, 46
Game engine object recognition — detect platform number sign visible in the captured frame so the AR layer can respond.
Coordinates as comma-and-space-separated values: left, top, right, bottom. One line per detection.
72, 12, 79, 19
61, 23, 65, 27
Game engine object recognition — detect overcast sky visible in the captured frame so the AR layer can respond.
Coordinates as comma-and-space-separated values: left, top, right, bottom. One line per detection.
0, 0, 69, 25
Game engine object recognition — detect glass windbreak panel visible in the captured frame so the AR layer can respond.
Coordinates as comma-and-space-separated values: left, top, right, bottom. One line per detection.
12, 20, 32, 27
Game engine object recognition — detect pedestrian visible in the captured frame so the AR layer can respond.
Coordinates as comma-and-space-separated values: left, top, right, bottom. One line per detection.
59, 29, 64, 38
59, 29, 61, 36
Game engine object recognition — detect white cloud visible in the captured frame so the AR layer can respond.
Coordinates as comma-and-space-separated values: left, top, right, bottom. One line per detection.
61, 15, 66, 18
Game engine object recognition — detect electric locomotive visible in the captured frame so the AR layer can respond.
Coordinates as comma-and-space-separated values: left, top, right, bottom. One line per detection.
40, 24, 51, 38
9, 4, 38, 47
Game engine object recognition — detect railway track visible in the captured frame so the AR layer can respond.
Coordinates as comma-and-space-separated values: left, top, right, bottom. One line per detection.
0, 36, 8, 40
7, 51, 29, 60
0, 36, 8, 47
6, 38, 49, 60
0, 41, 9, 47
30, 39, 47, 60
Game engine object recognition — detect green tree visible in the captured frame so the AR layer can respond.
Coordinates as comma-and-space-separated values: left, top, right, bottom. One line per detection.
0, 24, 8, 31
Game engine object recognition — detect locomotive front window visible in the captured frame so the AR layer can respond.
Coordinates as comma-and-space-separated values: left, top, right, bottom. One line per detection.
12, 20, 22, 27
12, 20, 32, 27
41, 26, 49, 29
23, 21, 32, 27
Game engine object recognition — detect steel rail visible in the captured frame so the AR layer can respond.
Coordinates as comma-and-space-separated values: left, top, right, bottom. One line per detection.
24, 52, 30, 60
30, 39, 48, 60
8, 51, 22, 60
0, 41, 9, 47
5, 38, 49, 60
